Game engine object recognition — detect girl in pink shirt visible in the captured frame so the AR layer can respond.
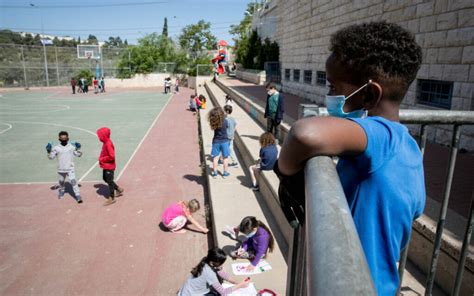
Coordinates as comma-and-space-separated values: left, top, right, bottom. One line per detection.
161, 199, 208, 234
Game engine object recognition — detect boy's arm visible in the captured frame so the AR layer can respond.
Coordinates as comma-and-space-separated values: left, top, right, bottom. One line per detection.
278, 117, 367, 176
47, 147, 58, 160
100, 142, 115, 163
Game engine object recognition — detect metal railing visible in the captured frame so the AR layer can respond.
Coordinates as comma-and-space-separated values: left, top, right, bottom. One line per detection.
287, 107, 474, 295
398, 110, 474, 296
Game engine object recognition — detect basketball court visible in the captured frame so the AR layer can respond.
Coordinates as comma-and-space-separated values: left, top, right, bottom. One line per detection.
0, 87, 210, 295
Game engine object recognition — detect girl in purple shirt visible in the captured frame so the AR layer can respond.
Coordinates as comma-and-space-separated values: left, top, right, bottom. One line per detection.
229, 216, 275, 272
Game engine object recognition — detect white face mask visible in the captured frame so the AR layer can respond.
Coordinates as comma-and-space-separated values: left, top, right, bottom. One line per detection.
267, 90, 274, 96
325, 80, 372, 118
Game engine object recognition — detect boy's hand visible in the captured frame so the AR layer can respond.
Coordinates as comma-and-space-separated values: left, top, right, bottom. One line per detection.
46, 142, 52, 153
74, 142, 81, 150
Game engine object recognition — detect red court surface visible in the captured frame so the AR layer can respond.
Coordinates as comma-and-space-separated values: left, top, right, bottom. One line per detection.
222, 77, 474, 219
0, 88, 209, 295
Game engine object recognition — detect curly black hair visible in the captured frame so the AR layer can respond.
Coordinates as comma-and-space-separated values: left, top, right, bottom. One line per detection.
329, 21, 422, 89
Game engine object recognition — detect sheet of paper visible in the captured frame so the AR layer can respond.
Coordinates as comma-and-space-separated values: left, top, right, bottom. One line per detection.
231, 259, 272, 275
222, 283, 258, 295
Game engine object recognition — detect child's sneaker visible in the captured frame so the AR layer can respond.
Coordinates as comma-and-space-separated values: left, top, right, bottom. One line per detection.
116, 187, 124, 197
222, 171, 230, 178
58, 191, 65, 199
224, 225, 238, 240
76, 196, 83, 204
211, 171, 218, 179
104, 198, 116, 206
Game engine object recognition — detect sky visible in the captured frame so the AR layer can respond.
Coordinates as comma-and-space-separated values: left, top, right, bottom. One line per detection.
0, 0, 251, 45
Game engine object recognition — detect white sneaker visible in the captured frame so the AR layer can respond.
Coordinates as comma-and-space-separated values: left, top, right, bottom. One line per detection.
224, 225, 237, 240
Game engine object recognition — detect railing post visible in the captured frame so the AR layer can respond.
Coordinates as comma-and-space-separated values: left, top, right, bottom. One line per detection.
286, 223, 306, 296
425, 124, 462, 295
397, 124, 429, 294
452, 194, 474, 296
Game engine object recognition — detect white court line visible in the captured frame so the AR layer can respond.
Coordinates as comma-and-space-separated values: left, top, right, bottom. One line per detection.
0, 123, 12, 134
7, 121, 97, 137
116, 94, 174, 181
0, 104, 70, 115
0, 180, 101, 185
78, 161, 99, 182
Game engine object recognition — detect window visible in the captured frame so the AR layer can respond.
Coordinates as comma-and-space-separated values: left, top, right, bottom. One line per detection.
416, 79, 453, 109
285, 69, 291, 80
293, 69, 300, 82
316, 71, 327, 86
304, 70, 312, 84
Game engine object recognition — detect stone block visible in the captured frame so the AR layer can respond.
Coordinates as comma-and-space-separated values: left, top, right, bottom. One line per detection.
436, 12, 458, 30
443, 64, 470, 82
452, 82, 462, 97
462, 98, 473, 111
429, 64, 444, 79
403, 5, 417, 20
416, 1, 434, 17
460, 136, 474, 151
407, 19, 420, 33
420, 15, 436, 32
446, 28, 474, 47
424, 48, 438, 63
460, 82, 473, 99
451, 96, 463, 110
437, 47, 463, 63
448, 0, 474, 10
470, 66, 474, 82
462, 46, 474, 64
434, 0, 449, 13
458, 8, 474, 27
417, 64, 429, 77
423, 31, 447, 48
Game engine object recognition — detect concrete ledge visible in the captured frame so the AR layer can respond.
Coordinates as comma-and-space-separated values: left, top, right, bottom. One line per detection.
235, 69, 266, 85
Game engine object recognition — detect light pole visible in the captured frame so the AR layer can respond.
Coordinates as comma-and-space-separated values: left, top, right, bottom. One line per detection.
30, 3, 49, 86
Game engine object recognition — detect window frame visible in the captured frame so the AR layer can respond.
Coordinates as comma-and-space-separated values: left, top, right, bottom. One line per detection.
416, 79, 453, 109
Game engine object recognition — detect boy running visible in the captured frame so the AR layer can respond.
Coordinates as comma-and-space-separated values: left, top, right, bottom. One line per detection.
97, 127, 124, 206
46, 131, 83, 203
276, 21, 425, 295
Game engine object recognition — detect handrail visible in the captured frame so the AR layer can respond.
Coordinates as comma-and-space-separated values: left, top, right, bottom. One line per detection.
304, 156, 376, 295
399, 110, 474, 124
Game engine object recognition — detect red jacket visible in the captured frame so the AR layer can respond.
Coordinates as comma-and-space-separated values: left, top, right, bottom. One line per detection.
97, 127, 116, 170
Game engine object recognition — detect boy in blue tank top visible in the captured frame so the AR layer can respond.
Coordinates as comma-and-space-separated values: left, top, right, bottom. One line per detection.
276, 21, 425, 295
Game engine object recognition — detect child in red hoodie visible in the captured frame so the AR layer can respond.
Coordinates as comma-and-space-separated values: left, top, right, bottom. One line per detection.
97, 127, 124, 205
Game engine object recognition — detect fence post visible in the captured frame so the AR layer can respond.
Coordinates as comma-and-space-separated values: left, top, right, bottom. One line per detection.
20, 45, 29, 89
42, 42, 49, 87
55, 46, 60, 86
426, 124, 462, 295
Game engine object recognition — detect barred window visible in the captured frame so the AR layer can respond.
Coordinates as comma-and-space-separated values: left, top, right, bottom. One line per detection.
316, 71, 327, 86
293, 69, 300, 82
285, 69, 290, 80
417, 79, 453, 109
304, 70, 312, 84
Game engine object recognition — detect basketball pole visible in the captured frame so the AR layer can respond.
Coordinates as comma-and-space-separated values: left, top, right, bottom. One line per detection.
99, 45, 104, 77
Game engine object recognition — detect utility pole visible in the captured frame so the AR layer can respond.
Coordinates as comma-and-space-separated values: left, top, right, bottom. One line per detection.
31, 3, 49, 86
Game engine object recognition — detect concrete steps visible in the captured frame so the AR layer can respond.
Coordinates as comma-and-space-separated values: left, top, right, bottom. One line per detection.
197, 84, 288, 294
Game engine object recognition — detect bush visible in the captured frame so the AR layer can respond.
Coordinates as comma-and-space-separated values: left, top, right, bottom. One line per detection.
74, 69, 94, 85
235, 31, 279, 70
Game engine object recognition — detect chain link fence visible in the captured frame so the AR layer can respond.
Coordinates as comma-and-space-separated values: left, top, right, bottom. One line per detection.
0, 44, 178, 88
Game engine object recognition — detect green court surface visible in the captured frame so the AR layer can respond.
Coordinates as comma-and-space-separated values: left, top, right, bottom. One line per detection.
0, 90, 170, 183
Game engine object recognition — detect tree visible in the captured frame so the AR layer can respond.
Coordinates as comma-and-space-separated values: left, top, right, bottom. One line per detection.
118, 32, 180, 75
229, 1, 262, 40
178, 20, 216, 56
77, 36, 81, 44
87, 34, 98, 44
162, 17, 168, 37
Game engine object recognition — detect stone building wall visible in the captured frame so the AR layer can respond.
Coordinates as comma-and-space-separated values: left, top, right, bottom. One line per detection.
252, 0, 474, 150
